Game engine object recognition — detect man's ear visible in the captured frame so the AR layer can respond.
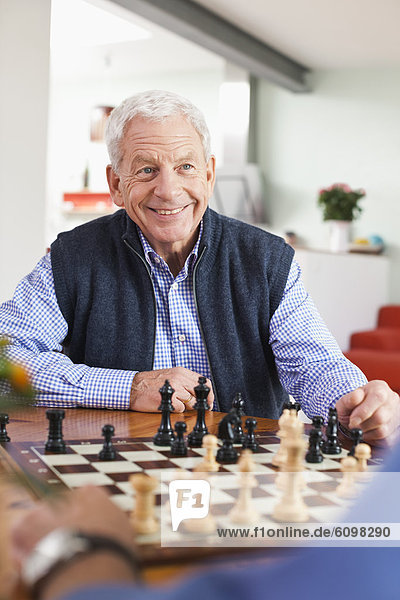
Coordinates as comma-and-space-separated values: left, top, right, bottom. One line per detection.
106, 164, 124, 207
206, 155, 216, 198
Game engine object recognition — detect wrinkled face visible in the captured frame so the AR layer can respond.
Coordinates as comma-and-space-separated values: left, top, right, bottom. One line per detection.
107, 115, 215, 257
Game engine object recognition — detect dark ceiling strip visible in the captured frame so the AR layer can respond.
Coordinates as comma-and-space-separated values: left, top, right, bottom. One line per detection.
111, 0, 311, 92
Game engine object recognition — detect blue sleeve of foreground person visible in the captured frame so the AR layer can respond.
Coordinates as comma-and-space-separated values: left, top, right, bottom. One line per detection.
59, 444, 400, 600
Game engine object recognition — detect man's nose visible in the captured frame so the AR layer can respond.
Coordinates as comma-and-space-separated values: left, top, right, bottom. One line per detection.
153, 169, 181, 200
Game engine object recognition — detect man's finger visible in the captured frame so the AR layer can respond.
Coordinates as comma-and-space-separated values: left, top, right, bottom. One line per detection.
336, 387, 365, 414
348, 382, 396, 428
172, 397, 185, 413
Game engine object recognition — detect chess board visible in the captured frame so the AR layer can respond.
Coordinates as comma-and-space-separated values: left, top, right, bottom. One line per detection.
1, 432, 384, 563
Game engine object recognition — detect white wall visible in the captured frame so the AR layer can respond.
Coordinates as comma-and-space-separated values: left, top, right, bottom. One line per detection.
256, 68, 400, 302
0, 0, 51, 302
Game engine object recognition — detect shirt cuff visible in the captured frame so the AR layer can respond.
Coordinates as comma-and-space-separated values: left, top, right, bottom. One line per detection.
82, 367, 136, 410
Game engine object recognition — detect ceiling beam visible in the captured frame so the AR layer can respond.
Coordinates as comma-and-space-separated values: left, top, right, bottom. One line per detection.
111, 0, 310, 92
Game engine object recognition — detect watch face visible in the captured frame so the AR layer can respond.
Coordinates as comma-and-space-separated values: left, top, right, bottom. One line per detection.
22, 529, 88, 586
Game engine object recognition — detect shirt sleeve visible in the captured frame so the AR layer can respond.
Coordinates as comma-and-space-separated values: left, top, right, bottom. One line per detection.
0, 253, 135, 409
269, 258, 367, 421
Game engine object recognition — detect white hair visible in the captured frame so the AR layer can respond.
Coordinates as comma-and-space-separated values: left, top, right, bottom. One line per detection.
105, 90, 212, 171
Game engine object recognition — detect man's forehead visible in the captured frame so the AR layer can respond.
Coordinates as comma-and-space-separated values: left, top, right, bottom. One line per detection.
123, 116, 200, 144
121, 116, 204, 161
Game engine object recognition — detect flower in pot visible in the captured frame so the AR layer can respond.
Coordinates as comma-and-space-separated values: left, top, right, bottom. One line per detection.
318, 183, 365, 221
317, 183, 365, 252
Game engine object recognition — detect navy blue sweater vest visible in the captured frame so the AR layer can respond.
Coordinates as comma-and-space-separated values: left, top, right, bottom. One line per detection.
51, 208, 294, 418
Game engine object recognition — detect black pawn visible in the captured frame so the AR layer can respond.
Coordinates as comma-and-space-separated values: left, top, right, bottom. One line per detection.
232, 392, 245, 444
187, 376, 209, 448
45, 409, 66, 453
312, 415, 324, 433
242, 417, 259, 452
170, 422, 188, 457
99, 424, 116, 461
348, 428, 364, 456
306, 429, 324, 463
0, 414, 10, 442
153, 380, 176, 446
322, 410, 342, 455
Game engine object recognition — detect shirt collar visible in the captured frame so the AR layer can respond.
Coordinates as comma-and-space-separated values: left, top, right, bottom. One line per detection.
137, 220, 203, 278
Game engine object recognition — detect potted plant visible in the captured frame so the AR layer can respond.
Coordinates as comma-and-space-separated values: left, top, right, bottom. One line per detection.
317, 183, 365, 252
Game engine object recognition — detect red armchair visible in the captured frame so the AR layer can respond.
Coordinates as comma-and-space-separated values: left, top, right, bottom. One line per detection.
344, 306, 400, 393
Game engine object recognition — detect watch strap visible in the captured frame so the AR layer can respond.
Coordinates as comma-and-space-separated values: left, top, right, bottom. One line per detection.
28, 531, 139, 600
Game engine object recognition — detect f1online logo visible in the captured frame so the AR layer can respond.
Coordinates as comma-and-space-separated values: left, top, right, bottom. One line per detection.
169, 480, 210, 531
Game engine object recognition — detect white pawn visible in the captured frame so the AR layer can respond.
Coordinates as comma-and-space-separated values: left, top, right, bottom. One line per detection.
130, 473, 159, 535
354, 443, 372, 482
336, 456, 359, 499
194, 434, 219, 473
229, 450, 259, 524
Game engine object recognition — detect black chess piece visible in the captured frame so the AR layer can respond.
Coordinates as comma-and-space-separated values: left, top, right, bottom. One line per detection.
98, 424, 117, 461
242, 417, 259, 452
45, 409, 66, 453
312, 415, 324, 433
170, 421, 188, 457
348, 428, 364, 456
0, 414, 10, 442
216, 409, 240, 464
231, 392, 245, 444
282, 401, 301, 415
322, 410, 342, 455
292, 401, 302, 414
187, 376, 210, 448
305, 428, 324, 463
153, 380, 176, 446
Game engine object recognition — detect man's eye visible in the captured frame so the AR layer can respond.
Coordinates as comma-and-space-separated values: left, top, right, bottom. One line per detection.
142, 167, 154, 174
181, 164, 193, 171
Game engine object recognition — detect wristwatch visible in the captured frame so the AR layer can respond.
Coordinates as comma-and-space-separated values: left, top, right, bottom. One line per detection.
21, 528, 139, 599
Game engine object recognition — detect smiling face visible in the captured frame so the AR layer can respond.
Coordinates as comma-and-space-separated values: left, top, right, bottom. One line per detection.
106, 115, 215, 262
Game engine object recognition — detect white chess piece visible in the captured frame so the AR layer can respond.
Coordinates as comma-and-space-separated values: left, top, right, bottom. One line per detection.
193, 434, 219, 473
130, 473, 159, 534
354, 443, 372, 482
336, 456, 359, 499
229, 450, 259, 524
272, 437, 309, 523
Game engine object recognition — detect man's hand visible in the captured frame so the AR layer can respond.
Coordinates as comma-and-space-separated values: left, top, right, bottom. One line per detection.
11, 486, 134, 564
11, 487, 136, 600
336, 380, 400, 446
130, 367, 214, 412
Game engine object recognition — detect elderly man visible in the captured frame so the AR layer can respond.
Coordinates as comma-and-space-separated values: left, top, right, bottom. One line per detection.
0, 90, 398, 444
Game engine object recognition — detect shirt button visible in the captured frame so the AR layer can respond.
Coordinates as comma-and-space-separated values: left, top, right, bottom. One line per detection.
178, 334, 186, 342
154, 256, 161, 264
171, 282, 178, 290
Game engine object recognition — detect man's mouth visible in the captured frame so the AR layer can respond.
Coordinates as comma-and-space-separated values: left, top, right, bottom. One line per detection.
150, 207, 185, 215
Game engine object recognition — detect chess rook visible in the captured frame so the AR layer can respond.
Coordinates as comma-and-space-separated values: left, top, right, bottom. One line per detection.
45, 409, 66, 453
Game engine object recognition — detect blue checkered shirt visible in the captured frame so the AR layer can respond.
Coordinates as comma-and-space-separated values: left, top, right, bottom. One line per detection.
0, 224, 367, 420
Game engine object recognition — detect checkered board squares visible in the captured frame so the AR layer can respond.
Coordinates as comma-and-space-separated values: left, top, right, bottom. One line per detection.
5, 433, 383, 549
